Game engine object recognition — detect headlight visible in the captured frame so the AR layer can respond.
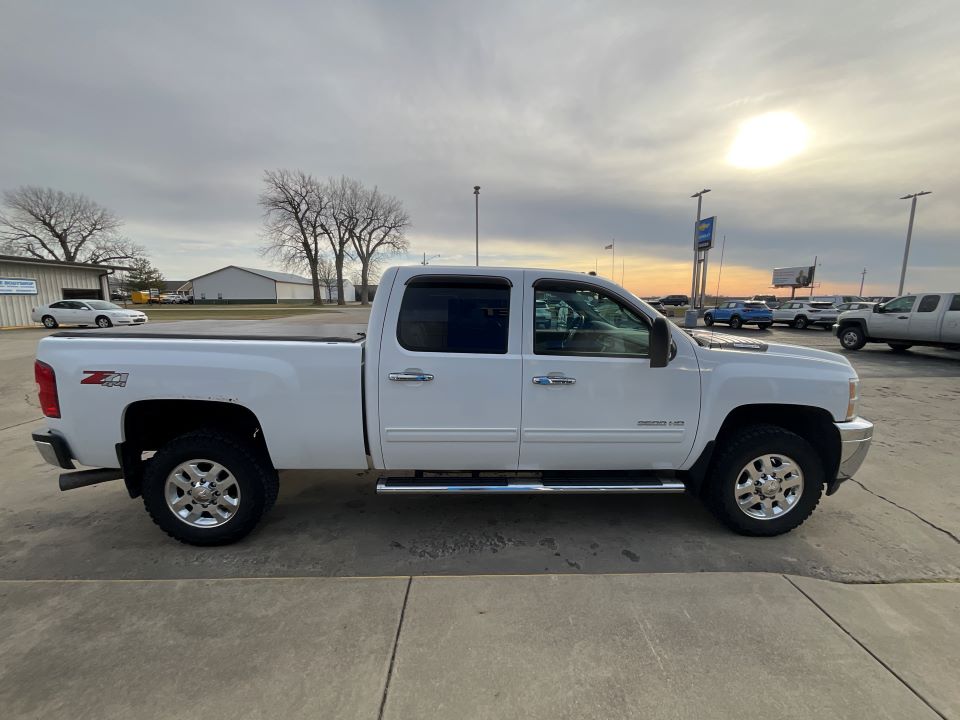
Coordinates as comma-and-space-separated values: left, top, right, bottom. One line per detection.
846, 378, 859, 421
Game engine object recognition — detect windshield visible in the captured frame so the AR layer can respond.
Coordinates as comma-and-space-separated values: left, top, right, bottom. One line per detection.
85, 301, 122, 310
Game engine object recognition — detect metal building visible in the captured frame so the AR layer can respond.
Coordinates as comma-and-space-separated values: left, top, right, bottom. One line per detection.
0, 255, 127, 328
191, 265, 354, 304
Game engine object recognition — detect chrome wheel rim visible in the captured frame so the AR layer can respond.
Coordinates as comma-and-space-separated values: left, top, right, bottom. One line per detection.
842, 330, 859, 348
734, 453, 804, 520
43, 317, 56, 328
97, 317, 110, 327
164, 459, 241, 528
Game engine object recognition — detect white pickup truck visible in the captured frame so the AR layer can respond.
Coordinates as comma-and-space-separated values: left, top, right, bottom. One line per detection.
834, 292, 960, 352
32, 266, 873, 545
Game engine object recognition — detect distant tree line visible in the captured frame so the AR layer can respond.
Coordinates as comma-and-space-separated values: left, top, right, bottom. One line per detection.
258, 170, 409, 305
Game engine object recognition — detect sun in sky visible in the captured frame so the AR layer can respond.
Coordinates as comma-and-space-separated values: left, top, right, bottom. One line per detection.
726, 111, 810, 169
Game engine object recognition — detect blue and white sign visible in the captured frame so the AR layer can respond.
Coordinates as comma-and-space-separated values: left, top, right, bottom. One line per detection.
695, 216, 716, 250
0, 278, 38, 295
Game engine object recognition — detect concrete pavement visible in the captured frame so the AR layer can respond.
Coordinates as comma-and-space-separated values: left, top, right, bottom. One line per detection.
2, 573, 955, 719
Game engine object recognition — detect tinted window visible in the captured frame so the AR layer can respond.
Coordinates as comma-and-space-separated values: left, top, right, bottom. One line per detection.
884, 296, 916, 313
744, 302, 766, 308
950, 295, 960, 312
50, 301, 68, 309
917, 295, 941, 313
534, 281, 650, 357
397, 279, 510, 354
810, 302, 834, 309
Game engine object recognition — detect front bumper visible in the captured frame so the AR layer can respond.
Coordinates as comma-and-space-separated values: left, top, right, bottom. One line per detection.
32, 431, 75, 469
114, 317, 148, 325
835, 417, 873, 480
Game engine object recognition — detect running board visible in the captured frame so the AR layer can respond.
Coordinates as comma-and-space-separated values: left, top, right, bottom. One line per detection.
376, 477, 687, 495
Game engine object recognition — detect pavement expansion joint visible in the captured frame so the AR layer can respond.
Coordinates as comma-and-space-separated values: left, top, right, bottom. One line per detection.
783, 575, 950, 720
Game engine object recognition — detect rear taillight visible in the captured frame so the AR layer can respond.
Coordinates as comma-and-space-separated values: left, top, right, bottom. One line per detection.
35, 360, 60, 418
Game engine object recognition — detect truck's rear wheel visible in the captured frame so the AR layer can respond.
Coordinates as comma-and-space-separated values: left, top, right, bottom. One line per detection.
705, 425, 822, 536
141, 430, 278, 545
839, 326, 866, 350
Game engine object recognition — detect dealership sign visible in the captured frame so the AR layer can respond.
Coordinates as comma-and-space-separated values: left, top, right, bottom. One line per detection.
0, 278, 38, 295
695, 216, 716, 250
772, 266, 816, 288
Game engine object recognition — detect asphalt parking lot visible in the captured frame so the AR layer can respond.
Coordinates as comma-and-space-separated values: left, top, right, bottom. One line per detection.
2, 316, 959, 719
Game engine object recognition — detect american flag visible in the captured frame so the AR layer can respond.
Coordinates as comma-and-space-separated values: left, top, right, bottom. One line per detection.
604, 243, 614, 250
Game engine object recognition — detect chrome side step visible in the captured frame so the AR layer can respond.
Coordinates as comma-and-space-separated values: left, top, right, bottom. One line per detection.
376, 478, 686, 494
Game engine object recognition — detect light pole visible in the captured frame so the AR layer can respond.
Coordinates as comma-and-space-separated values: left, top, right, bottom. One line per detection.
690, 189, 711, 308
473, 185, 481, 267
421, 253, 440, 265
859, 268, 867, 296
898, 191, 931, 295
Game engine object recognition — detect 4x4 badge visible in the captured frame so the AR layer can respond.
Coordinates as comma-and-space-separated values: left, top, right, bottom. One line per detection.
81, 370, 129, 388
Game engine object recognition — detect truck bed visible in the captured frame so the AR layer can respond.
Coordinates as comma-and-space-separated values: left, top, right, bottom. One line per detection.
53, 319, 368, 342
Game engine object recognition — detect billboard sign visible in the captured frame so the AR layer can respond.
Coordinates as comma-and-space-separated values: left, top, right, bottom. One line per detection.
772, 266, 816, 288
0, 278, 38, 295
695, 216, 716, 250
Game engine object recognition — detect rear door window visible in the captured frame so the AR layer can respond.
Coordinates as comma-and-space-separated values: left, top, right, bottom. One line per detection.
397, 278, 510, 354
917, 295, 941, 313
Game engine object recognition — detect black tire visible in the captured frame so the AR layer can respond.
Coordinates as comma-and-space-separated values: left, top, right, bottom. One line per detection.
41, 315, 58, 328
793, 316, 809, 330
703, 313, 714, 327
704, 424, 823, 536
729, 315, 743, 329
839, 325, 866, 350
141, 430, 279, 546
95, 315, 112, 328
757, 323, 771, 330
888, 343, 912, 353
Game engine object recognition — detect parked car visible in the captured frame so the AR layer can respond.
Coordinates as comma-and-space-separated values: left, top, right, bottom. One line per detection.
772, 301, 838, 329
751, 295, 778, 305
864, 296, 895, 304
160, 294, 185, 304
812, 295, 864, 305
648, 299, 666, 315
31, 300, 148, 329
32, 265, 872, 546
659, 294, 689, 306
535, 299, 552, 328
834, 292, 960, 351
835, 302, 875, 313
703, 301, 773, 329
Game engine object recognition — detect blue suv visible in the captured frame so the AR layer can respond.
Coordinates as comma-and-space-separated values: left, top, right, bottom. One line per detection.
704, 301, 773, 330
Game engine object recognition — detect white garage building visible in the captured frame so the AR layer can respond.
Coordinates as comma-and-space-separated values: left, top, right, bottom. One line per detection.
190, 265, 354, 304
0, 254, 126, 328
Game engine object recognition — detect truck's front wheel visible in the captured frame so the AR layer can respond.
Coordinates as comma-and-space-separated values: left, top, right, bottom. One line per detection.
839, 325, 866, 350
705, 425, 822, 536
141, 430, 279, 545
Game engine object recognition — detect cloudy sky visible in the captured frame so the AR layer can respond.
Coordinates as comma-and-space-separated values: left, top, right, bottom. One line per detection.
2, 0, 957, 296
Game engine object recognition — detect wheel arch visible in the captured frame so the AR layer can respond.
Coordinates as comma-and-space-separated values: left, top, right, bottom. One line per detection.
119, 399, 272, 498
686, 404, 840, 495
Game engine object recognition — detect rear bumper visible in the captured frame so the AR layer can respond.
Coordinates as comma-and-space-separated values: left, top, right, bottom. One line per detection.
32, 431, 75, 469
835, 417, 873, 480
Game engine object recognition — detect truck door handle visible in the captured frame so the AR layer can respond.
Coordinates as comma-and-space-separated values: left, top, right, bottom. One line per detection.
389, 371, 434, 382
897, 315, 909, 319
532, 375, 576, 385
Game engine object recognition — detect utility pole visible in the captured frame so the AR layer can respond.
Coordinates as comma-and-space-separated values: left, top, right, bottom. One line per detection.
898, 191, 931, 295
473, 186, 481, 267
690, 189, 711, 308
421, 253, 440, 265
809, 256, 818, 298
859, 268, 867, 296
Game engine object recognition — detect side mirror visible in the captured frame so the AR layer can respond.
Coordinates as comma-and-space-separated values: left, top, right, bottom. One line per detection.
873, 304, 883, 313
650, 316, 670, 368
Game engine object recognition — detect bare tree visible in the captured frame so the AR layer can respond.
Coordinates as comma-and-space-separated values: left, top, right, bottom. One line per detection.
350, 187, 410, 305
0, 186, 143, 263
258, 170, 330, 305
320, 176, 361, 306
316, 254, 338, 303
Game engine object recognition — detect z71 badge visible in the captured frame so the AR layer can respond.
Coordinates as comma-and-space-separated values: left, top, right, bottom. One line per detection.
81, 370, 129, 388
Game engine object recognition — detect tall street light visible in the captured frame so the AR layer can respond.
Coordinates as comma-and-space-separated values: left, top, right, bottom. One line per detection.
473, 185, 481, 267
690, 189, 711, 307
898, 190, 931, 295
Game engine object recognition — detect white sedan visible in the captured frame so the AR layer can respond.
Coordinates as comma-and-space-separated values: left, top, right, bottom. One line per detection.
31, 300, 148, 329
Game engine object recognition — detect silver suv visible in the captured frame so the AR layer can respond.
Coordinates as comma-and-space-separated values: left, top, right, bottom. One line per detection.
772, 300, 838, 329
